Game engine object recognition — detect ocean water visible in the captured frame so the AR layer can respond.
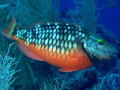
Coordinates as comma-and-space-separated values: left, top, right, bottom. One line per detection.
60, 0, 120, 40
58, 1, 120, 89
0, 0, 120, 90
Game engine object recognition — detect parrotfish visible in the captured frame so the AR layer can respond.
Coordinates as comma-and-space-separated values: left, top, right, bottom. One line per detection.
1, 14, 119, 72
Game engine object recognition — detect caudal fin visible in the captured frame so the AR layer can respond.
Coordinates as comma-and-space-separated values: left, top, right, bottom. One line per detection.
1, 13, 17, 39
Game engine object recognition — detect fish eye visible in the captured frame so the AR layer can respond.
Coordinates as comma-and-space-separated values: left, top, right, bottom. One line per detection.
98, 39, 104, 45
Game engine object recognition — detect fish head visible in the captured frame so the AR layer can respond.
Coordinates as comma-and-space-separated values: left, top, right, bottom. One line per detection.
81, 33, 119, 63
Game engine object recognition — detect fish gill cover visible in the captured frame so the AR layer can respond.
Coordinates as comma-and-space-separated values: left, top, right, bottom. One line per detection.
0, 0, 120, 90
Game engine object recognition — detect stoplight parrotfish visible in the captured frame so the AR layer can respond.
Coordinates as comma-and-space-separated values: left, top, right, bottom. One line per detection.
1, 14, 119, 72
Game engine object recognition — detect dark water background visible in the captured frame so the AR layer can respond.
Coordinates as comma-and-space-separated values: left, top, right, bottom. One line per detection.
59, 0, 120, 39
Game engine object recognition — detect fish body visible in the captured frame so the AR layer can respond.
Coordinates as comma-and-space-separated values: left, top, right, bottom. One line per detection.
1, 14, 119, 72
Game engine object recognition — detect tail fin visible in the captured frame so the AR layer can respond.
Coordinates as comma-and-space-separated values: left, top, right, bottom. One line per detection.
1, 13, 17, 39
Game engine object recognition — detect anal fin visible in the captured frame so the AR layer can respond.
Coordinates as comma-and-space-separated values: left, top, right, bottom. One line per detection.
16, 42, 43, 61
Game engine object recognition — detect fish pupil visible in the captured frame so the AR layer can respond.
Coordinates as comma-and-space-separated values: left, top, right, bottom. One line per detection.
98, 41, 104, 45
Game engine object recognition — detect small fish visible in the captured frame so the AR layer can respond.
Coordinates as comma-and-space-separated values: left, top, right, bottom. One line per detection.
1, 14, 119, 72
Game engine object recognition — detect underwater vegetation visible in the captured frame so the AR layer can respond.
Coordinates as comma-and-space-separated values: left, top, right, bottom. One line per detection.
68, 0, 120, 33
0, 43, 19, 90
72, 0, 100, 32
0, 0, 120, 90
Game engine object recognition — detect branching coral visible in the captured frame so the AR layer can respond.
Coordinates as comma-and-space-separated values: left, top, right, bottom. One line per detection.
72, 0, 119, 32
0, 1, 61, 89
73, 0, 99, 32
94, 75, 106, 90
97, 0, 119, 11
18, 0, 60, 27
0, 0, 60, 28
38, 72, 71, 90
0, 43, 19, 90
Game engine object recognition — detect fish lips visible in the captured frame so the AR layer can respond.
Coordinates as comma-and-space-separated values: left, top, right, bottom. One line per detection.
86, 52, 119, 64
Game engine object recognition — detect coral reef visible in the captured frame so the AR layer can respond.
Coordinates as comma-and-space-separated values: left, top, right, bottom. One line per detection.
72, 0, 99, 32
0, 0, 120, 90
0, 0, 59, 29
0, 43, 18, 90
71, 0, 119, 32
19, 0, 60, 22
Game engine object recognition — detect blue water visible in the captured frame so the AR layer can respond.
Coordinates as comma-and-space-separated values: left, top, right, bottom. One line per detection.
99, 3, 120, 39
1, 0, 120, 90
60, 0, 120, 39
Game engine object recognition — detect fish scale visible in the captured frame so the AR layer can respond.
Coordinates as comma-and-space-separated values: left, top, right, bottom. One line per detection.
2, 14, 92, 71
12, 23, 88, 56
2, 14, 119, 72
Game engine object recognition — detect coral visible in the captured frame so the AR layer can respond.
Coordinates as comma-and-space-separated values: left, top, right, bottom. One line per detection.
0, 0, 119, 90
72, 0, 119, 32
94, 76, 106, 90
0, 0, 60, 28
18, 0, 60, 27
38, 74, 71, 90
97, 0, 119, 11
72, 0, 99, 32
0, 4, 8, 10
0, 1, 63, 90
0, 43, 19, 90
11, 57, 36, 90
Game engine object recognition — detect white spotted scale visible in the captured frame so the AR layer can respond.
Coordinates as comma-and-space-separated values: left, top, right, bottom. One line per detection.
12, 22, 89, 54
